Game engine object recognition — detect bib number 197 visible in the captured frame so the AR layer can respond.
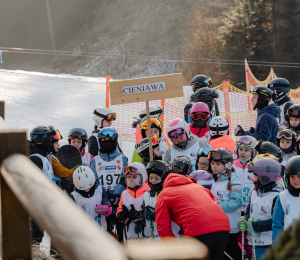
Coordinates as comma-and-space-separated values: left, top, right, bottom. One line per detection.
99, 174, 121, 186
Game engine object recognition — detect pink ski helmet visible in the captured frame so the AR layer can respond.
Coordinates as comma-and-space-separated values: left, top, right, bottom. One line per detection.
190, 102, 210, 121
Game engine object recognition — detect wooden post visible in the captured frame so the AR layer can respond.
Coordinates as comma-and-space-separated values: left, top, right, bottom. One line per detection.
146, 101, 154, 161
0, 130, 31, 260
0, 101, 5, 119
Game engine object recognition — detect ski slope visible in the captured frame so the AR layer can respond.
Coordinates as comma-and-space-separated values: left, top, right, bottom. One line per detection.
0, 69, 137, 161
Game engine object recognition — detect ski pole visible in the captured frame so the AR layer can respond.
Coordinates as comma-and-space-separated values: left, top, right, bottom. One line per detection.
121, 204, 128, 242
249, 218, 256, 260
241, 216, 245, 260
224, 251, 234, 260
138, 232, 142, 242
149, 219, 155, 242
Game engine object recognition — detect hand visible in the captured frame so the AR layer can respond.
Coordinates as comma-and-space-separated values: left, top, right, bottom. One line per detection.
247, 219, 256, 233
134, 224, 143, 234
106, 191, 120, 206
57, 177, 74, 194
129, 209, 139, 221
144, 210, 155, 221
117, 210, 129, 221
234, 125, 245, 136
249, 127, 255, 134
238, 217, 247, 231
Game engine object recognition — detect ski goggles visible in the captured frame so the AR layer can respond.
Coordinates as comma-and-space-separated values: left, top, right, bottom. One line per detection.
69, 130, 87, 140
276, 130, 294, 140
123, 166, 139, 175
146, 161, 168, 172
191, 77, 213, 86
248, 160, 280, 173
53, 130, 63, 140
207, 151, 222, 160
167, 126, 190, 139
99, 128, 117, 139
236, 136, 252, 146
287, 108, 300, 117
140, 118, 162, 130
191, 112, 209, 121
197, 147, 212, 157
94, 110, 116, 121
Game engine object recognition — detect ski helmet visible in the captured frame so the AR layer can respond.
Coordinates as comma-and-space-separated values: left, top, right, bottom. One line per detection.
189, 170, 214, 190
167, 118, 191, 140
250, 86, 272, 110
194, 88, 219, 108
235, 136, 257, 159
267, 78, 290, 102
139, 106, 164, 119
248, 157, 281, 186
254, 141, 283, 163
172, 156, 192, 176
68, 128, 88, 152
30, 125, 56, 151
50, 130, 63, 154
296, 136, 300, 155
285, 104, 300, 130
73, 166, 96, 190
208, 148, 233, 172
191, 75, 213, 92
136, 136, 161, 160
140, 117, 162, 138
196, 147, 212, 171
93, 107, 116, 128
209, 116, 229, 139
276, 129, 297, 153
146, 160, 171, 191
285, 156, 300, 182
98, 127, 118, 154
123, 162, 146, 185
190, 102, 210, 125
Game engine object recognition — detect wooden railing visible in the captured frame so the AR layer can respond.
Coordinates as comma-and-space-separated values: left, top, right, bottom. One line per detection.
0, 101, 208, 260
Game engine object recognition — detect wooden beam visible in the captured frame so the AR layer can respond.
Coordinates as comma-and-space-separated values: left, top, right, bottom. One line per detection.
0, 101, 5, 119
0, 130, 31, 260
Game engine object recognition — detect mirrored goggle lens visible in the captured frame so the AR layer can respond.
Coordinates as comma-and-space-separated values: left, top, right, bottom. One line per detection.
237, 136, 251, 145
203, 77, 213, 86
191, 112, 209, 121
106, 113, 116, 121
146, 162, 166, 172
197, 147, 212, 156
152, 135, 160, 145
140, 118, 162, 130
99, 129, 117, 138
167, 128, 185, 139
69, 132, 87, 139
207, 151, 222, 160
54, 130, 63, 140
287, 108, 299, 116
123, 166, 138, 174
277, 131, 292, 139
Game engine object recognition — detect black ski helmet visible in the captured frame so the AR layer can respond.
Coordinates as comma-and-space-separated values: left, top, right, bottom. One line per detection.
254, 141, 283, 163
30, 125, 56, 151
250, 86, 272, 110
136, 136, 160, 160
194, 88, 219, 107
172, 156, 192, 176
208, 148, 233, 172
267, 78, 290, 102
146, 160, 172, 191
285, 156, 300, 184
276, 129, 297, 153
68, 128, 88, 152
285, 105, 300, 130
191, 75, 213, 92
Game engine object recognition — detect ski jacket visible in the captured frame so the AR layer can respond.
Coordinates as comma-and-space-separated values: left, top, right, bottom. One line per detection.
51, 156, 74, 180
245, 104, 280, 144
189, 123, 210, 141
29, 141, 48, 170
155, 174, 230, 237
209, 135, 235, 153
81, 149, 94, 167
281, 151, 296, 167
276, 96, 293, 125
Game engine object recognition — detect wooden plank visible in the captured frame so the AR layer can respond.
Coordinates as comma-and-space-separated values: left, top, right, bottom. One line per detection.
1, 154, 127, 260
146, 101, 153, 161
0, 101, 5, 120
109, 73, 184, 105
0, 130, 31, 260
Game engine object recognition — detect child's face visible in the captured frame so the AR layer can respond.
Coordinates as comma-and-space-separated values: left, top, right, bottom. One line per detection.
279, 138, 292, 150
290, 175, 300, 189
102, 120, 112, 128
149, 173, 161, 185
172, 134, 187, 145
53, 142, 60, 153
289, 116, 300, 128
153, 146, 162, 157
71, 138, 82, 150
211, 161, 225, 175
251, 94, 258, 107
197, 157, 209, 171
252, 174, 259, 183
145, 128, 160, 138
238, 146, 252, 161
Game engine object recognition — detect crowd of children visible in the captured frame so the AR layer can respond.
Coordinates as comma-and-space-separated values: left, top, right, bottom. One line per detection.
28, 75, 300, 260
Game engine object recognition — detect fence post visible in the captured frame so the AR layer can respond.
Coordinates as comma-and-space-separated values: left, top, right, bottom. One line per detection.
106, 74, 110, 108
223, 82, 231, 134
0, 101, 5, 119
160, 99, 165, 133
0, 130, 31, 260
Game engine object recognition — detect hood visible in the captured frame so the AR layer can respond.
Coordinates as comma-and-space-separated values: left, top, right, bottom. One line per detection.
163, 173, 193, 189
99, 148, 121, 161
209, 135, 235, 153
257, 103, 280, 118
215, 173, 229, 182
233, 159, 249, 169
29, 141, 47, 156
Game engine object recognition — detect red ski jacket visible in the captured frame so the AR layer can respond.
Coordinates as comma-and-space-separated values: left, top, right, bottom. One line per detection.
155, 173, 230, 237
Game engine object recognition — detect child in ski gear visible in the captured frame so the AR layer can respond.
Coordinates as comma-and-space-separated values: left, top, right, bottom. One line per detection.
172, 156, 192, 176
209, 148, 242, 260
234, 86, 280, 144
156, 171, 230, 260
71, 166, 111, 230
254, 141, 284, 164
88, 107, 117, 156
296, 136, 300, 155
136, 136, 162, 166
196, 147, 213, 173
209, 116, 235, 153
267, 78, 293, 125
189, 170, 215, 190
68, 128, 94, 167
276, 129, 297, 167
285, 104, 300, 135
241, 155, 283, 260
164, 118, 211, 171
189, 102, 211, 142
272, 156, 300, 245
116, 163, 150, 242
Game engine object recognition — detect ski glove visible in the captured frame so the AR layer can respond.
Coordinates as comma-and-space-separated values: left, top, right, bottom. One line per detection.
56, 177, 74, 194
234, 125, 245, 136
247, 219, 256, 233
117, 210, 129, 222
144, 210, 155, 221
106, 191, 120, 206
249, 127, 255, 134
238, 217, 247, 231
95, 205, 112, 217
134, 224, 143, 234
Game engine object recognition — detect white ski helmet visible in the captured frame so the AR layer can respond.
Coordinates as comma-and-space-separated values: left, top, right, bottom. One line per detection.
167, 118, 191, 139
73, 166, 96, 190
139, 106, 164, 119
93, 107, 116, 128
209, 116, 229, 138
123, 162, 147, 185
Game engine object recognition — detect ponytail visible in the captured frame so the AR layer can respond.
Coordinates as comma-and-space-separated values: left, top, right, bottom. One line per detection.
227, 170, 232, 190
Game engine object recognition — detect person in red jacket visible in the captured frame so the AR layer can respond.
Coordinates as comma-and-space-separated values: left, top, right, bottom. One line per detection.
155, 172, 230, 260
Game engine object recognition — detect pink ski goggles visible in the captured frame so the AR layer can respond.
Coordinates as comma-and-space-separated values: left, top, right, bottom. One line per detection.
167, 126, 190, 139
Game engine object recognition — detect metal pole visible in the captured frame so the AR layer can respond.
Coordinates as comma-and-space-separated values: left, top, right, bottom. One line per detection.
46, 0, 56, 51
